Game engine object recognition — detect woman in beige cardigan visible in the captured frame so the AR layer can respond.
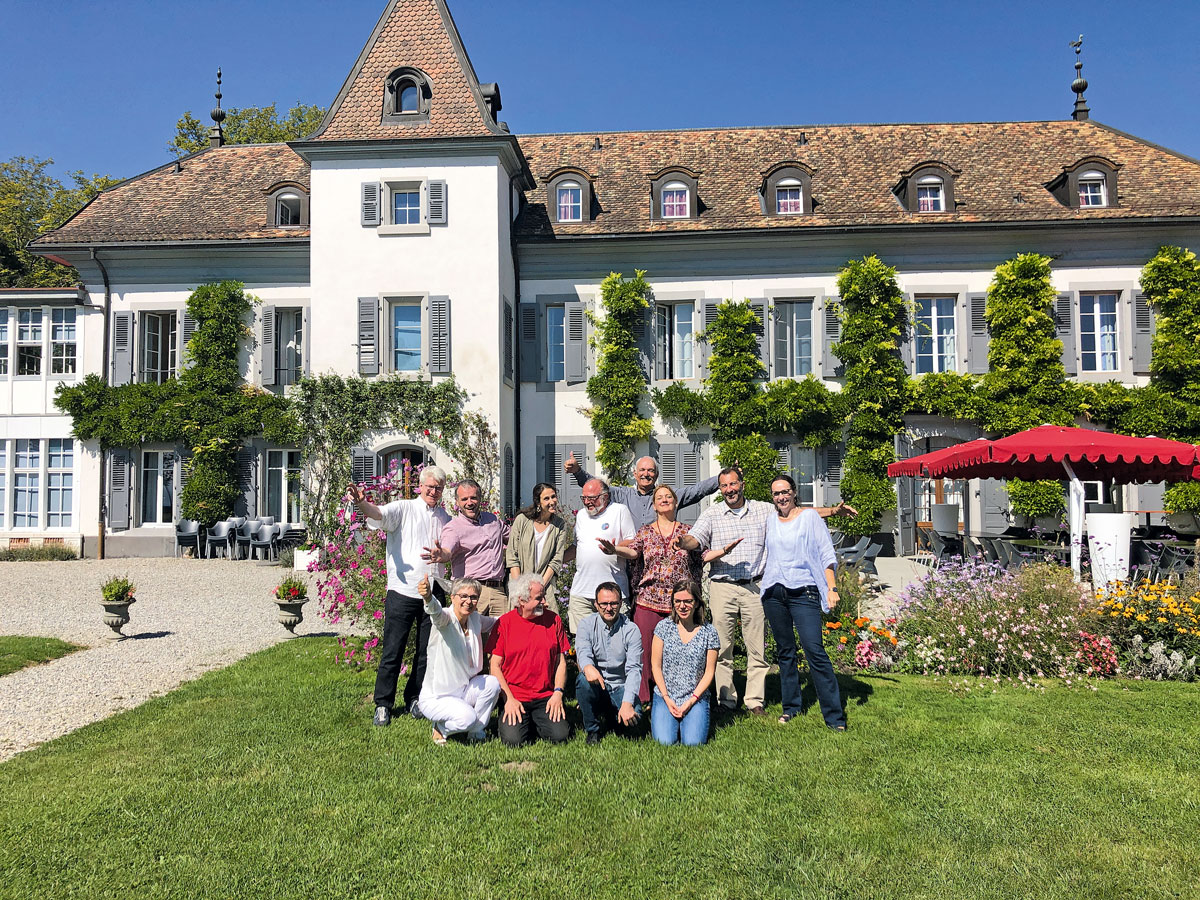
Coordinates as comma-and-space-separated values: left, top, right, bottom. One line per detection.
506, 482, 575, 589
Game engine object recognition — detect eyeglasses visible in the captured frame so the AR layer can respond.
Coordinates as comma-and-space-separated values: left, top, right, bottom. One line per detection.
673, 597, 696, 606
596, 601, 621, 609
581, 494, 605, 503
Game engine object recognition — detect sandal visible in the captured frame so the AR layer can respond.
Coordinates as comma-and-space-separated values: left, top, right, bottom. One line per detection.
778, 714, 794, 725
431, 727, 447, 746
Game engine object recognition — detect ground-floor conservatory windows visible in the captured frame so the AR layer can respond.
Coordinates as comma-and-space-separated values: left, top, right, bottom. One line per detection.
140, 450, 175, 525
0, 438, 75, 530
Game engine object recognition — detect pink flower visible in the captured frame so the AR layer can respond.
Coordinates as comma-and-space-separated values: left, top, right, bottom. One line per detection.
373, 610, 383, 619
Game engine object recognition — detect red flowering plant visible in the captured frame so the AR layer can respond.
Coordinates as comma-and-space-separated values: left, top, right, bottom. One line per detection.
822, 612, 903, 674
273, 575, 308, 603
312, 457, 426, 667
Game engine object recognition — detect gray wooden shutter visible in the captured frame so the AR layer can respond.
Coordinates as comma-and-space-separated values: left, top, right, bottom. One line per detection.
1055, 292, 1077, 376
108, 449, 131, 531
301, 307, 311, 377
750, 299, 769, 377
357, 297, 379, 375
1133, 481, 1167, 528
659, 443, 702, 525
519, 304, 539, 381
427, 180, 447, 225
503, 301, 514, 381
361, 182, 381, 226
641, 303, 659, 381
564, 301, 587, 384
176, 451, 190, 517
820, 443, 843, 504
894, 433, 917, 556
699, 300, 719, 379
981, 478, 1010, 533
1131, 291, 1154, 376
428, 295, 451, 374
820, 297, 843, 378
180, 310, 197, 370
503, 445, 515, 515
112, 311, 133, 386
236, 446, 259, 518
351, 446, 378, 485
773, 302, 792, 379
901, 293, 916, 375
966, 292, 989, 374
548, 442, 585, 511
259, 305, 276, 386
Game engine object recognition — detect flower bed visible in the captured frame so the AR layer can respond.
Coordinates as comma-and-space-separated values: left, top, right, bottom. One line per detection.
1088, 579, 1199, 680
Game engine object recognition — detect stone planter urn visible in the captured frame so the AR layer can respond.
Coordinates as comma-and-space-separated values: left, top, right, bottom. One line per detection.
275, 599, 308, 634
100, 599, 134, 640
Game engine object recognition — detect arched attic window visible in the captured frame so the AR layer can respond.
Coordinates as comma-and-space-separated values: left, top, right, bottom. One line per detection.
760, 163, 814, 216
382, 66, 432, 125
650, 168, 700, 221
894, 162, 959, 213
1046, 158, 1119, 209
265, 183, 309, 227
546, 169, 593, 224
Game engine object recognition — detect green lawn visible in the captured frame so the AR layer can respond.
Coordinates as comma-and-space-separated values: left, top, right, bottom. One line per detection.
2, 640, 1198, 900
0, 635, 82, 677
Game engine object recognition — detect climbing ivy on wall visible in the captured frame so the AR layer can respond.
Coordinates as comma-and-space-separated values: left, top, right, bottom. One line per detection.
833, 256, 910, 536
586, 271, 654, 482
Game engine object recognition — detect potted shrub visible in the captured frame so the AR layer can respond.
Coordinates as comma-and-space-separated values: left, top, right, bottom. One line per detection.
1164, 482, 1200, 536
273, 574, 309, 634
1006, 478, 1066, 531
100, 575, 136, 640
293, 541, 321, 573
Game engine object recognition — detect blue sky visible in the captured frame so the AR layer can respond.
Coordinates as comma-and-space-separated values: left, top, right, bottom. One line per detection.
4, 0, 1200, 181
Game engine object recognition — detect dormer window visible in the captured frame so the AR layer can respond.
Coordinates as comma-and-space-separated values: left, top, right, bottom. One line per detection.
1077, 171, 1108, 207
916, 176, 944, 212
650, 168, 700, 221
545, 169, 594, 225
894, 162, 958, 213
382, 66, 432, 125
557, 182, 583, 222
265, 183, 309, 227
760, 163, 814, 217
661, 182, 689, 219
1046, 157, 1119, 210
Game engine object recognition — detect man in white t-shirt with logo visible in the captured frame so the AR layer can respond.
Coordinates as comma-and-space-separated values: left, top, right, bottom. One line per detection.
349, 465, 452, 727
567, 478, 636, 634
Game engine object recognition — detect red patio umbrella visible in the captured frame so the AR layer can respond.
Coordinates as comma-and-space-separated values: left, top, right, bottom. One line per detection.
886, 437, 991, 477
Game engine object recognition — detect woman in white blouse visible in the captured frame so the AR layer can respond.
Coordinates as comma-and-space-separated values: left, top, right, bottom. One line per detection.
415, 575, 501, 745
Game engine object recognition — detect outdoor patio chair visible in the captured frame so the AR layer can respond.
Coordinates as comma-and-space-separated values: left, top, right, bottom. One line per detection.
175, 519, 203, 558
995, 539, 1025, 572
204, 521, 235, 559
277, 524, 308, 551
250, 524, 280, 561
858, 542, 884, 578
260, 516, 276, 526
236, 519, 263, 559
838, 536, 870, 566
229, 516, 246, 530
928, 530, 960, 566
978, 536, 1002, 565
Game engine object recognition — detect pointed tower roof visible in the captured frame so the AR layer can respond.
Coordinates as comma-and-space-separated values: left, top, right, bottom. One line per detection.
306, 0, 503, 142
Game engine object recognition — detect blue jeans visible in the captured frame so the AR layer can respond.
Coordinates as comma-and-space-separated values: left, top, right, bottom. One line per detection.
575, 673, 641, 738
650, 689, 710, 746
761, 584, 846, 727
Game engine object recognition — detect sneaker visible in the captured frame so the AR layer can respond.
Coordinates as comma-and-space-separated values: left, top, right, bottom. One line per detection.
408, 702, 425, 721
585, 731, 603, 746
748, 706, 768, 717
373, 706, 392, 727
468, 729, 487, 744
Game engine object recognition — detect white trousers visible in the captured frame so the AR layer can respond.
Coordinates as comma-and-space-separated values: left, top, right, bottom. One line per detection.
418, 674, 501, 736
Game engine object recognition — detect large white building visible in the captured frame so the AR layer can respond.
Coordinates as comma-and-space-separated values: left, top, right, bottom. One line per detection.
11, 0, 1200, 556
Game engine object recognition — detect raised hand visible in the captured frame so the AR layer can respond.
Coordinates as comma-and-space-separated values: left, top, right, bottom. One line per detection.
417, 574, 431, 601
835, 501, 859, 518
597, 537, 618, 555
722, 537, 744, 555
564, 451, 580, 474
348, 484, 366, 504
421, 539, 449, 563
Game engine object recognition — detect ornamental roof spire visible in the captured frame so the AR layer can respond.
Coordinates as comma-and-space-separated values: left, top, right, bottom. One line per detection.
1069, 35, 1090, 122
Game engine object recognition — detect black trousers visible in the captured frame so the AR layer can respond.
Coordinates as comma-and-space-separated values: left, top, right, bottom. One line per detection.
497, 695, 571, 747
372, 591, 430, 712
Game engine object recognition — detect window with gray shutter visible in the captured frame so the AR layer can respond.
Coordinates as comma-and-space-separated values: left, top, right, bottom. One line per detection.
698, 300, 719, 378
1055, 292, 1077, 376
357, 297, 379, 375
108, 449, 131, 530
361, 182, 381, 226
545, 442, 585, 511
180, 311, 197, 370
1131, 291, 1154, 376
503, 301, 514, 381
900, 292, 916, 375
966, 292, 989, 374
429, 296, 451, 374
112, 311, 134, 386
259, 304, 276, 386
427, 180, 447, 225
351, 446, 379, 486
660, 444, 703, 524
820, 298, 843, 378
519, 305, 539, 381
819, 443, 844, 504
564, 301, 587, 384
750, 298, 768, 376
773, 305, 790, 380
236, 446, 259, 518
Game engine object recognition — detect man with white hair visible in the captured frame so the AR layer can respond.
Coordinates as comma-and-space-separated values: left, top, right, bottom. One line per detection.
565, 453, 718, 530
349, 464, 451, 727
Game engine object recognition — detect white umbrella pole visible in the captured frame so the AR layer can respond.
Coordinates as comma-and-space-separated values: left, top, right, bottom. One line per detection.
1063, 460, 1085, 581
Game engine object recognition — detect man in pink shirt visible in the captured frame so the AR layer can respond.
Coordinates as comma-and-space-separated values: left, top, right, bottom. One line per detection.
428, 478, 511, 615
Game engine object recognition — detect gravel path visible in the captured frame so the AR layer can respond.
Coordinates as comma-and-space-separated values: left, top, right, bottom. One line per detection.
0, 558, 346, 762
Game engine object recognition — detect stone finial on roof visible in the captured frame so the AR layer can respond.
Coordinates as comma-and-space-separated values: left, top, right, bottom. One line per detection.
1070, 35, 1090, 122
210, 68, 226, 148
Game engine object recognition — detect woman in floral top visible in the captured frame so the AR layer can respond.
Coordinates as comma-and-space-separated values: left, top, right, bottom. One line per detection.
650, 579, 720, 746
599, 484, 701, 703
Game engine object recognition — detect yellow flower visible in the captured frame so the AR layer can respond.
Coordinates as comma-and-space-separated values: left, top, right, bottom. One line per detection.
1136, 614, 1149, 622
1157, 617, 1168, 623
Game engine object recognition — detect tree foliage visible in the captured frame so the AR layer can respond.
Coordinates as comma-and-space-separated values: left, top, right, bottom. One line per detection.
0, 156, 121, 287
1140, 245, 1200, 441
168, 103, 327, 158
586, 271, 654, 481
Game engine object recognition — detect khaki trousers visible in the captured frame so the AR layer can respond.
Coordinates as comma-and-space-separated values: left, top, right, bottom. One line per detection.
568, 594, 596, 634
708, 580, 767, 709
476, 584, 510, 617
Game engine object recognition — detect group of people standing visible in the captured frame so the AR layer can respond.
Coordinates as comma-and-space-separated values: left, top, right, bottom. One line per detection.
348, 452, 854, 748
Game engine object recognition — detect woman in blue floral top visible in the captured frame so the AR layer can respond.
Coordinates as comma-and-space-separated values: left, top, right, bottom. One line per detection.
649, 579, 720, 746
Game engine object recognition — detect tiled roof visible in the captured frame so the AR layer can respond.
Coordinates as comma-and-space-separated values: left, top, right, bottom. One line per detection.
305, 0, 501, 142
513, 120, 1200, 239
33, 144, 309, 245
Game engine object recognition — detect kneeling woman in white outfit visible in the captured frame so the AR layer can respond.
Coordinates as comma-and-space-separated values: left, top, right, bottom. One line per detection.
415, 575, 502, 744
